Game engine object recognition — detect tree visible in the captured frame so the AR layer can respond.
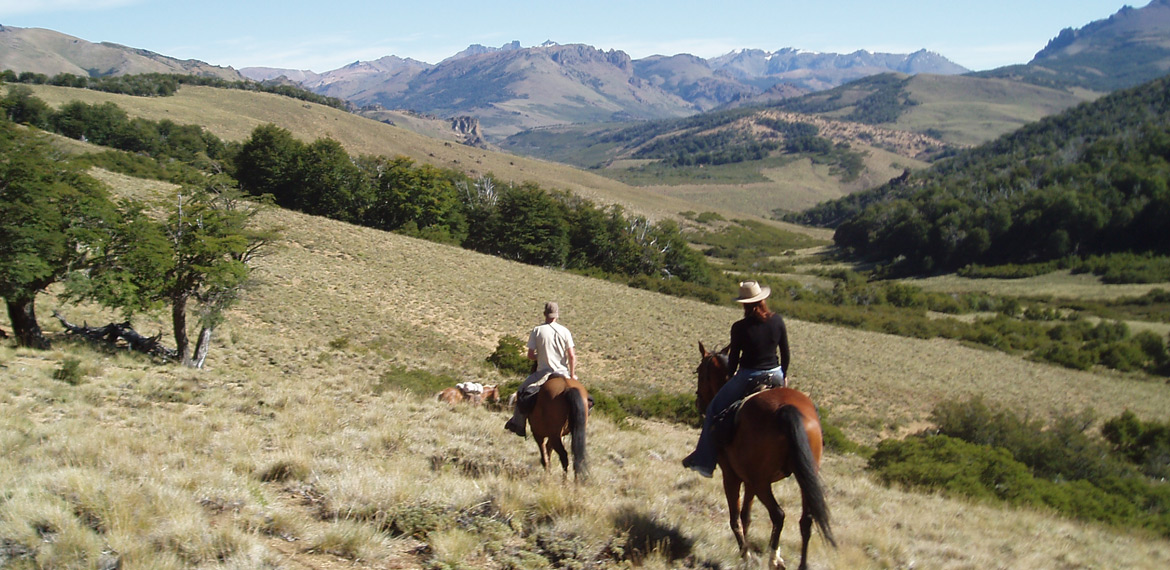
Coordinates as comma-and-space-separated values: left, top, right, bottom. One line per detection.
232, 123, 305, 207
0, 122, 119, 348
495, 183, 569, 267
155, 180, 278, 367
296, 137, 371, 223
1, 86, 52, 128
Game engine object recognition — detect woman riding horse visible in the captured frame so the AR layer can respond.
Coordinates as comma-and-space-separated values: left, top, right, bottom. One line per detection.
683, 281, 789, 478
693, 342, 835, 570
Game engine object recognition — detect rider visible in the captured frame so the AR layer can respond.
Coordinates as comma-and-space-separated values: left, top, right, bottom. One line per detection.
504, 301, 577, 437
683, 281, 790, 477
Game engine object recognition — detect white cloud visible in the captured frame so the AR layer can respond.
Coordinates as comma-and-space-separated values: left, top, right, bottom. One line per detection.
0, 0, 142, 16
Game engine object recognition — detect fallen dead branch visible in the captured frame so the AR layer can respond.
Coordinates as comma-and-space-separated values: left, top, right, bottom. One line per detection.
53, 311, 177, 361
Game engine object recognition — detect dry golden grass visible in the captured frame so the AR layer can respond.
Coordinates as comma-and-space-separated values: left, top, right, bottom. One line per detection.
4, 174, 1170, 568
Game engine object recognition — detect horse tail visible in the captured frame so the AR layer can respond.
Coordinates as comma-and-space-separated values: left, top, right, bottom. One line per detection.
567, 388, 589, 480
777, 405, 836, 547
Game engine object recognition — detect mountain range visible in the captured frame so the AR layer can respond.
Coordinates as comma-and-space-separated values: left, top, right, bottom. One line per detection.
239, 43, 967, 139
3, 1, 1170, 146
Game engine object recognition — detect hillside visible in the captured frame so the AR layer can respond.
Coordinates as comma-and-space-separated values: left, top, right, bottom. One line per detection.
767, 72, 1096, 146
977, 0, 1170, 92
3, 165, 1169, 568
16, 83, 717, 223
796, 71, 1170, 274
0, 25, 243, 81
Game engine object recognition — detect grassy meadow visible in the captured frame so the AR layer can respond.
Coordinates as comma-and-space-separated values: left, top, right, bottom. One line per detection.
3, 167, 1170, 569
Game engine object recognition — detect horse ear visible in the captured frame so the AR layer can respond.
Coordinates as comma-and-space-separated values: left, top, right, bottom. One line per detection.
719, 344, 730, 355
698, 341, 708, 357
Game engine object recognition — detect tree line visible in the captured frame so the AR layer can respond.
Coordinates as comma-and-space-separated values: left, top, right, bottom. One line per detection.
231, 123, 717, 287
791, 73, 1170, 278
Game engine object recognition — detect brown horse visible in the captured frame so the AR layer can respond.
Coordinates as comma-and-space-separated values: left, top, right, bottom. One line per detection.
527, 375, 590, 481
695, 342, 836, 570
436, 384, 500, 406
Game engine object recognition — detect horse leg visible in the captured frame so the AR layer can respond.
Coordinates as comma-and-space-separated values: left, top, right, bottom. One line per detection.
756, 486, 787, 570
721, 471, 750, 558
536, 436, 552, 472
741, 491, 755, 553
798, 490, 814, 570
550, 437, 570, 478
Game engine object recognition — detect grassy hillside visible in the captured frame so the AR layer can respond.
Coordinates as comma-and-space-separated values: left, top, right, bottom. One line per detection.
20, 84, 707, 223
773, 73, 1096, 147
2, 168, 1169, 568
894, 74, 1098, 147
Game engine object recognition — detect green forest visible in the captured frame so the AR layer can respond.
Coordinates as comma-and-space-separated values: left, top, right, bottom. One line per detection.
791, 73, 1170, 279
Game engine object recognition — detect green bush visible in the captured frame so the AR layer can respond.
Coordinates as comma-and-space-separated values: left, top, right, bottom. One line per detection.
868, 435, 1040, 504
1102, 410, 1170, 480
487, 335, 531, 377
873, 398, 1170, 535
53, 357, 87, 385
589, 389, 699, 428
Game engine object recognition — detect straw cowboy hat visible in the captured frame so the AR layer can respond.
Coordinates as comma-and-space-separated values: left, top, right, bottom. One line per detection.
735, 281, 771, 303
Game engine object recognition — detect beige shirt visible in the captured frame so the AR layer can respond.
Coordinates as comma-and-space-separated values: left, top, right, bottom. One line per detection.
528, 321, 574, 376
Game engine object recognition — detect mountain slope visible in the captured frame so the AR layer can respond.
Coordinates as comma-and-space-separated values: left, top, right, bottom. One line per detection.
797, 72, 1170, 273
381, 44, 697, 138
0, 25, 243, 80
976, 0, 1170, 91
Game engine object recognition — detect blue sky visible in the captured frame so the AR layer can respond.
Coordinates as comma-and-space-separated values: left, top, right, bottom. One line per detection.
0, 1, 1145, 72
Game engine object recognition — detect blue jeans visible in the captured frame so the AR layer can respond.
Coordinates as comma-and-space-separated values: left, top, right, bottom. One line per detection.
686, 366, 784, 471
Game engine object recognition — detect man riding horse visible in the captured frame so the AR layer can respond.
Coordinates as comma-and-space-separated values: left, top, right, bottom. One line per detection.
504, 301, 577, 437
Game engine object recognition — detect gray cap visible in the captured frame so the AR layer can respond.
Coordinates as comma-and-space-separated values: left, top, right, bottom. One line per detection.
544, 302, 559, 318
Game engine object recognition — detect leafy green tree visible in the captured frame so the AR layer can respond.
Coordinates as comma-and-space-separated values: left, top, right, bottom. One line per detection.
154, 180, 278, 367
1, 86, 52, 128
232, 123, 305, 208
0, 122, 119, 348
495, 183, 569, 267
361, 156, 466, 241
296, 137, 371, 223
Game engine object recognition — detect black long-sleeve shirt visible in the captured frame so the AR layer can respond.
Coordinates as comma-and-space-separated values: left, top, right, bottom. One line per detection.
727, 313, 790, 375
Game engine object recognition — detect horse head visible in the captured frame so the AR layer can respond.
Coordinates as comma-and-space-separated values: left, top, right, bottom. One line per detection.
696, 341, 731, 415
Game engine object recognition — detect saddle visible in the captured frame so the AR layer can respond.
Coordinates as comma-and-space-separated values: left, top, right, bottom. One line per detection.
712, 371, 787, 446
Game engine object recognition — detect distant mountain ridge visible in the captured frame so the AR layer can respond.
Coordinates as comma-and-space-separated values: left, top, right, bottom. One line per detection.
238, 41, 968, 140
976, 0, 1170, 91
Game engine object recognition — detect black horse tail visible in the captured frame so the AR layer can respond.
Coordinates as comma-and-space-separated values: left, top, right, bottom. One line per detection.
778, 405, 836, 547
567, 388, 590, 481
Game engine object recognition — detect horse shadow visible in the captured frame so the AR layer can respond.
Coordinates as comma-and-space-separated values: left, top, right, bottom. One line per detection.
611, 505, 695, 564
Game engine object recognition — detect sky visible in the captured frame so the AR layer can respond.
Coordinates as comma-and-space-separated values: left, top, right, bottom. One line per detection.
0, 1, 1149, 73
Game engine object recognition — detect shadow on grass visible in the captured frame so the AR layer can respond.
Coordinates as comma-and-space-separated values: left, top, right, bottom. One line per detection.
611, 505, 695, 564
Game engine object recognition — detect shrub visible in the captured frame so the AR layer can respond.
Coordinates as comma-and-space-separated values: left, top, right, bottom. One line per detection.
486, 335, 531, 376
868, 435, 1040, 504
52, 357, 87, 385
